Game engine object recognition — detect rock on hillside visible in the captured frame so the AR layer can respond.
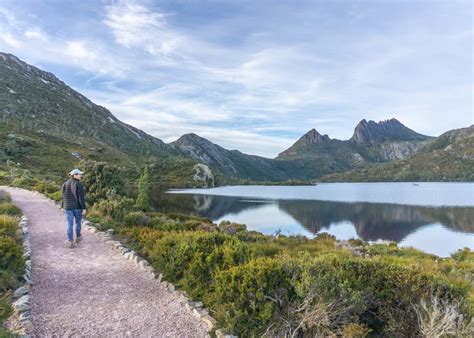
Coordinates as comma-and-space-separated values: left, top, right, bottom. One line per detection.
171, 133, 287, 181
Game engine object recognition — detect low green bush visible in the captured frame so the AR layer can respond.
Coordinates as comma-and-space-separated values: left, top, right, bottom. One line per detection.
0, 293, 13, 330
0, 202, 23, 335
32, 181, 59, 194
0, 236, 24, 292
47, 190, 62, 202
0, 171, 11, 185
0, 202, 21, 217
12, 177, 38, 188
0, 216, 19, 239
146, 232, 252, 286
124, 211, 150, 226
218, 221, 247, 234
210, 253, 472, 336
116, 219, 473, 336
212, 256, 296, 335
91, 192, 135, 222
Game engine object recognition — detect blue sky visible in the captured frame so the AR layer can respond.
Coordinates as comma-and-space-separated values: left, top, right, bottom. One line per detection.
0, 0, 472, 157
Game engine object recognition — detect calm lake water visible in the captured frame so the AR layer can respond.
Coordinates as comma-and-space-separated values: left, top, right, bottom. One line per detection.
157, 183, 474, 257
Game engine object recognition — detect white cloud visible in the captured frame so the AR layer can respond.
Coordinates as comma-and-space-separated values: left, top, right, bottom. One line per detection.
104, 0, 184, 58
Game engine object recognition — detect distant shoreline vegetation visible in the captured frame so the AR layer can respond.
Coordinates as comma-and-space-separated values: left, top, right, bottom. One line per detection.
0, 161, 472, 336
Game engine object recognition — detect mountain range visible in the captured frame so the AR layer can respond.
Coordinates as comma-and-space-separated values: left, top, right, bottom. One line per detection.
1, 52, 472, 185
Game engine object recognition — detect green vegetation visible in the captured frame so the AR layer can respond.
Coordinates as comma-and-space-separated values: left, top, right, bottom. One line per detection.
112, 223, 473, 336
135, 167, 151, 212
1, 157, 473, 336
0, 193, 25, 335
71, 164, 474, 335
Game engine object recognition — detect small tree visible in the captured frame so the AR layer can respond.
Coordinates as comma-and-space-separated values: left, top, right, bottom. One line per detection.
80, 160, 125, 205
135, 166, 150, 212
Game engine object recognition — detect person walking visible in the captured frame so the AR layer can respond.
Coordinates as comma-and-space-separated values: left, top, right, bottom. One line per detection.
61, 168, 87, 248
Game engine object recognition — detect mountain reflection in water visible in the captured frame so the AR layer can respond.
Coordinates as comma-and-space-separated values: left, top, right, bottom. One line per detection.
152, 192, 474, 256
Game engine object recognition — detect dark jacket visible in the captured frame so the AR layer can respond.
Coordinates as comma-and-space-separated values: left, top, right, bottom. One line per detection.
61, 178, 86, 210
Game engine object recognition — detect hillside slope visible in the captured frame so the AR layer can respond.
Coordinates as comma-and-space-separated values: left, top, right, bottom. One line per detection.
0, 52, 198, 185
171, 133, 287, 181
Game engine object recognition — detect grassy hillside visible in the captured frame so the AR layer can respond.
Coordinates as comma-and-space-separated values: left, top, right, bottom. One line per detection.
0, 53, 210, 188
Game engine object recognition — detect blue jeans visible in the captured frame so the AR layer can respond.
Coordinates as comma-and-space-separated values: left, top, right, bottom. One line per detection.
65, 209, 83, 241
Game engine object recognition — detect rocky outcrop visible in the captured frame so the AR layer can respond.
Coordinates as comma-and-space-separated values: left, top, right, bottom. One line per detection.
378, 141, 425, 160
193, 163, 215, 188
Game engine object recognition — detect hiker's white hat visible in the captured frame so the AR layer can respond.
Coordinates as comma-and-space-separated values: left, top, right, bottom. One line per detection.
69, 168, 84, 176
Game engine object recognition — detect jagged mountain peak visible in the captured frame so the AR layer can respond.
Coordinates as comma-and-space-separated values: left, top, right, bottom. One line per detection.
176, 133, 211, 143
350, 118, 429, 143
277, 128, 331, 158
301, 128, 331, 144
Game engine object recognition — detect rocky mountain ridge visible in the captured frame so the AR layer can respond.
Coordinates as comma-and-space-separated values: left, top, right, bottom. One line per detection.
1, 52, 471, 183
350, 118, 429, 144
321, 125, 474, 182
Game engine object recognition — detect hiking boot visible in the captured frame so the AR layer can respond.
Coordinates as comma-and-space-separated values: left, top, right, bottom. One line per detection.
69, 240, 75, 248
75, 235, 83, 243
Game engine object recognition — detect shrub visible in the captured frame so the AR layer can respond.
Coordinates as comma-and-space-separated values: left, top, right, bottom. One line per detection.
218, 221, 247, 234
80, 160, 125, 205
212, 257, 295, 336
135, 167, 150, 212
91, 191, 135, 222
0, 236, 24, 291
0, 293, 13, 328
124, 212, 150, 226
147, 232, 251, 285
47, 190, 62, 202
33, 181, 59, 194
12, 177, 37, 188
0, 202, 21, 216
0, 171, 10, 185
291, 255, 470, 336
412, 295, 473, 337
165, 213, 212, 224
0, 216, 19, 239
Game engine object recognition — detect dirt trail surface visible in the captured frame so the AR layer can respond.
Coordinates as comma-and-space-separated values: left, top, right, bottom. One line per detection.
3, 187, 208, 337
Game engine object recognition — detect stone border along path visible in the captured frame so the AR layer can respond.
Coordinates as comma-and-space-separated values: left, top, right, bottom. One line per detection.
1, 187, 218, 337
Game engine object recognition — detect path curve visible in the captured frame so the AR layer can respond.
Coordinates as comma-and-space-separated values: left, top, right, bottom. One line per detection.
3, 187, 208, 337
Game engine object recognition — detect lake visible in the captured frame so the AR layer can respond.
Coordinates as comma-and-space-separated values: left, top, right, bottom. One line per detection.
156, 183, 474, 257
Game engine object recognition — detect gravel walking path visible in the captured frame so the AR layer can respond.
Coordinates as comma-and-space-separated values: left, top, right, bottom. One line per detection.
3, 187, 209, 337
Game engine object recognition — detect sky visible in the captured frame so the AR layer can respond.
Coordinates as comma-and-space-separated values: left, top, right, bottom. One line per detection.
0, 0, 472, 158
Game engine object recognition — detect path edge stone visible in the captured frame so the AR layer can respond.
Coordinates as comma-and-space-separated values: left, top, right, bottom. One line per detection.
6, 212, 34, 336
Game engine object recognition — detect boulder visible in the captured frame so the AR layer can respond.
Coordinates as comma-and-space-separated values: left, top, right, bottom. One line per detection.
13, 295, 30, 312
13, 286, 29, 298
